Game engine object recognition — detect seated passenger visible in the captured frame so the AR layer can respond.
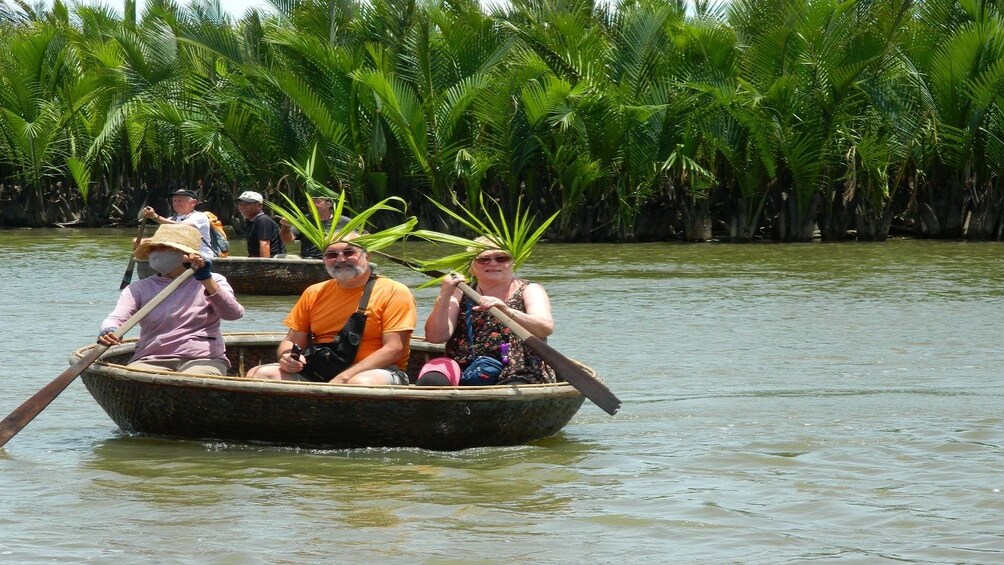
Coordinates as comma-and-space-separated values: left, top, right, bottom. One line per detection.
278, 195, 351, 259
245, 234, 417, 384
98, 224, 245, 375
236, 191, 285, 257
418, 240, 556, 386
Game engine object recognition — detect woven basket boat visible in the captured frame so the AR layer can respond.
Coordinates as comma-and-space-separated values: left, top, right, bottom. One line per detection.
136, 257, 329, 295
70, 332, 589, 450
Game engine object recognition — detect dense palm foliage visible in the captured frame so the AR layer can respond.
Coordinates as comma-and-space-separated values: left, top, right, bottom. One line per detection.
3, 0, 1004, 242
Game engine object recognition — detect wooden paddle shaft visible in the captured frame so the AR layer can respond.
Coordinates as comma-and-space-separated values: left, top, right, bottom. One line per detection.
0, 269, 196, 448
371, 250, 621, 414
119, 204, 150, 290
456, 282, 534, 341
457, 280, 621, 415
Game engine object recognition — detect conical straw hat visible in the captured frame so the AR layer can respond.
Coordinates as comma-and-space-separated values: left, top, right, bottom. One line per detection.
134, 223, 201, 260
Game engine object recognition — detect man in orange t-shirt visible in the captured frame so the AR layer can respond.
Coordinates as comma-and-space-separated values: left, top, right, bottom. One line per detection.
246, 234, 417, 385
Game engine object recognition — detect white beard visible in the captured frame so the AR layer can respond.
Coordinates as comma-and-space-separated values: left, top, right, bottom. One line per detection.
326, 262, 365, 282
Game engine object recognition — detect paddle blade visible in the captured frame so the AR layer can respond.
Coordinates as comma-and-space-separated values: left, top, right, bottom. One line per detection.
121, 218, 147, 290
0, 345, 107, 448
2, 269, 193, 448
524, 336, 621, 415
119, 258, 136, 290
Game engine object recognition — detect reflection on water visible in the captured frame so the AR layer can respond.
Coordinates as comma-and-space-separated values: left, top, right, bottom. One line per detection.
1, 230, 1003, 562
82, 435, 590, 539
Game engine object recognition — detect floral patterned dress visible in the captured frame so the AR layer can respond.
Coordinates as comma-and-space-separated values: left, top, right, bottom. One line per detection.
444, 279, 556, 384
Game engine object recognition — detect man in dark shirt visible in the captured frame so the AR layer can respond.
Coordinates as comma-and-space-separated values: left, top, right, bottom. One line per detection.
278, 195, 351, 258
236, 191, 285, 257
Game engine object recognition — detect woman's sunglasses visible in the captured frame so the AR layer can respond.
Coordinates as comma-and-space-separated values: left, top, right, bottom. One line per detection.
474, 254, 512, 265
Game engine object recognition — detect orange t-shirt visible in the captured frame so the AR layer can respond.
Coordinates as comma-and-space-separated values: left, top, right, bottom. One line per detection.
284, 276, 417, 368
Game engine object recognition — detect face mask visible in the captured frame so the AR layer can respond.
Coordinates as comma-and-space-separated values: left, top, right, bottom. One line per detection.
148, 249, 185, 275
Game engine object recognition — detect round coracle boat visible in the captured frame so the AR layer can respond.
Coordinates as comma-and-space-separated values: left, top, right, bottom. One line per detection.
136, 257, 328, 295
70, 332, 590, 450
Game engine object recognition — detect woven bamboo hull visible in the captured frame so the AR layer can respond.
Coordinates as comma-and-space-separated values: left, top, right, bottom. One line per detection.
136, 257, 329, 295
72, 332, 589, 450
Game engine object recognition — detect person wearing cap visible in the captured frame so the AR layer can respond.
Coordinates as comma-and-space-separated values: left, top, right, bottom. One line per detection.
140, 188, 215, 257
279, 196, 352, 259
98, 224, 245, 375
245, 233, 417, 385
236, 190, 285, 258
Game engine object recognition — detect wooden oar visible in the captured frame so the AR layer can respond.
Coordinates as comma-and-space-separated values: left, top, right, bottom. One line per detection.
120, 204, 150, 289
373, 251, 621, 415
0, 269, 196, 448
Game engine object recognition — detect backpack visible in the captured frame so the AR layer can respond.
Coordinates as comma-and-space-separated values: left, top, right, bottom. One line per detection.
204, 211, 230, 257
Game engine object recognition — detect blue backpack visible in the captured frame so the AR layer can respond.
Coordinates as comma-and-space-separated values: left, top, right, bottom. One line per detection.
458, 300, 506, 385
460, 355, 505, 385
204, 211, 230, 257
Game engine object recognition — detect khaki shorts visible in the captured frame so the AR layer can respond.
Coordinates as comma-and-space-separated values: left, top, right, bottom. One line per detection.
258, 364, 409, 384
128, 358, 229, 376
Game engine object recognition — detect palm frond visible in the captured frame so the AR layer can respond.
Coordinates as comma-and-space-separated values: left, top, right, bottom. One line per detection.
269, 147, 415, 253
410, 193, 559, 280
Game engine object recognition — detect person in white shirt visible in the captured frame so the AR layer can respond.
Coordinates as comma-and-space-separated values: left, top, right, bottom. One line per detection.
140, 188, 215, 257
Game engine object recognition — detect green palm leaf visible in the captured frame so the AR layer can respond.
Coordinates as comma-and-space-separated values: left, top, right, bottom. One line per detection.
411, 193, 559, 281
268, 145, 416, 253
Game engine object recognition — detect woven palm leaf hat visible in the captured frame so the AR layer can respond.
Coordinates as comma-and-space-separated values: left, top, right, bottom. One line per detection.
134, 224, 202, 260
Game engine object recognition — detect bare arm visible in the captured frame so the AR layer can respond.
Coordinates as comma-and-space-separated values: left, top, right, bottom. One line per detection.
478, 282, 554, 339
423, 275, 463, 343
279, 218, 295, 244
275, 330, 309, 375
142, 206, 175, 225
259, 239, 271, 257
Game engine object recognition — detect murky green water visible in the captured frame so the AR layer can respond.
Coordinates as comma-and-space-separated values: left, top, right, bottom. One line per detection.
1, 230, 1002, 563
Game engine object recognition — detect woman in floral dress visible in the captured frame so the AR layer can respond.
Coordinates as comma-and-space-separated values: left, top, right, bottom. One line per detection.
419, 244, 555, 385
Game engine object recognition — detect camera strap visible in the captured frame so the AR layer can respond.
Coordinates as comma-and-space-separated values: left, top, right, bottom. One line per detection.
300, 275, 379, 382
356, 274, 378, 316
323, 274, 377, 349
464, 299, 476, 355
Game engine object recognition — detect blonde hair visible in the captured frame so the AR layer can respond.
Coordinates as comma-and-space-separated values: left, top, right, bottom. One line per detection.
466, 235, 502, 254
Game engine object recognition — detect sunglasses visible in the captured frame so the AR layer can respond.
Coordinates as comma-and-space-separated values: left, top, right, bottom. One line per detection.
323, 248, 360, 260
474, 254, 513, 265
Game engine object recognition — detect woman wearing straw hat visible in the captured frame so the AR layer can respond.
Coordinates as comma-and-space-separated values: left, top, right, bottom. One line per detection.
97, 224, 245, 375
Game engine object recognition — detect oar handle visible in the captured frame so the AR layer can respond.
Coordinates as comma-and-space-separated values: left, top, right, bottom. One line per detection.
0, 268, 196, 448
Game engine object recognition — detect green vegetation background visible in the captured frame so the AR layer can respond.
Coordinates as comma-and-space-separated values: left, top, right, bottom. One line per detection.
1, 0, 1001, 242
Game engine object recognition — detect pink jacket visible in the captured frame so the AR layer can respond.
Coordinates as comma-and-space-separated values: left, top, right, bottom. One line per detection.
101, 274, 244, 366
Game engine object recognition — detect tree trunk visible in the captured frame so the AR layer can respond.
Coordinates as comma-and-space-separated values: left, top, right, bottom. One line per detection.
819, 186, 853, 242
854, 198, 893, 241
727, 198, 754, 243
774, 189, 820, 242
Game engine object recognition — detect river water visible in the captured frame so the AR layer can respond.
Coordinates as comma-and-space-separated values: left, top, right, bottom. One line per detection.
0, 230, 1001, 563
